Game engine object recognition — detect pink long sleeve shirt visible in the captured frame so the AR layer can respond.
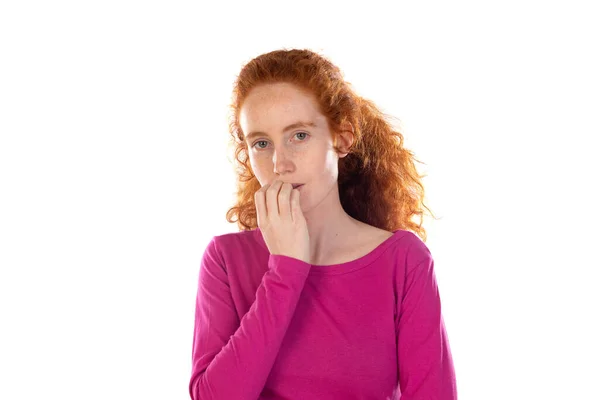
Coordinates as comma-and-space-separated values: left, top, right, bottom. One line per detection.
189, 227, 457, 399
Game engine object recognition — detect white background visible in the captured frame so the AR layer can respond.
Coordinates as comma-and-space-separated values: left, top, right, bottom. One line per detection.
1, 1, 598, 399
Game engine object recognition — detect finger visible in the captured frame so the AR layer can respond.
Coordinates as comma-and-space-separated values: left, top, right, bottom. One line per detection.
258, 182, 271, 193
279, 182, 292, 220
290, 188, 300, 222
266, 180, 283, 217
255, 188, 267, 224
255, 180, 274, 225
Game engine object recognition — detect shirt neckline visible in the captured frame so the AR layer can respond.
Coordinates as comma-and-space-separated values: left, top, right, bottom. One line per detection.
252, 226, 407, 275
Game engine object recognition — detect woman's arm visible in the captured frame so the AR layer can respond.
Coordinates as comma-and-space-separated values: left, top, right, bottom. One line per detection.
396, 255, 457, 399
189, 237, 311, 400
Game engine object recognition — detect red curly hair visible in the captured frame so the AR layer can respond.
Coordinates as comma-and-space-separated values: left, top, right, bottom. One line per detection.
224, 48, 437, 242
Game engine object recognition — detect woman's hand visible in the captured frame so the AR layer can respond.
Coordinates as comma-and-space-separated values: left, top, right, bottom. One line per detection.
255, 179, 310, 264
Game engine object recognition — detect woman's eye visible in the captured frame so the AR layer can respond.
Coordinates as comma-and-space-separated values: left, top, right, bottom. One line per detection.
254, 140, 268, 149
295, 132, 308, 140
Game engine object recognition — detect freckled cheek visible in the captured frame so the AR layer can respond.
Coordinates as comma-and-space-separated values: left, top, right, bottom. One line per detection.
248, 157, 263, 179
248, 155, 274, 183
252, 147, 307, 162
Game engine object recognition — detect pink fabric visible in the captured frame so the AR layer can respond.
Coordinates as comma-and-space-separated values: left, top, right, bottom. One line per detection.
189, 227, 457, 399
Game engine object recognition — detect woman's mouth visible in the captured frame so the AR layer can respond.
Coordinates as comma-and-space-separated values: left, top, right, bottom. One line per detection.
292, 183, 304, 189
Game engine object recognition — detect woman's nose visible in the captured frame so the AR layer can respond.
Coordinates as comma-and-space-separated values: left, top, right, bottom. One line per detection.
272, 148, 295, 174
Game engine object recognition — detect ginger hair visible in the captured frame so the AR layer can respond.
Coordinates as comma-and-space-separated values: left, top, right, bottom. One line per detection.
224, 48, 437, 242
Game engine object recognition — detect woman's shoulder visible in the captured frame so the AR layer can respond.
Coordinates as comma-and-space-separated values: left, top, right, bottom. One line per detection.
212, 227, 257, 241
358, 223, 431, 265
355, 222, 424, 251
207, 227, 265, 256
199, 228, 264, 276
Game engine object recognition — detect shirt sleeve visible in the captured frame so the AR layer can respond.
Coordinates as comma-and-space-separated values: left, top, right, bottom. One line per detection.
189, 237, 311, 400
396, 255, 457, 399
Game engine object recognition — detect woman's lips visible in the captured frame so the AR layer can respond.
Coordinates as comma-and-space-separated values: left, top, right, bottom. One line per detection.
292, 184, 304, 189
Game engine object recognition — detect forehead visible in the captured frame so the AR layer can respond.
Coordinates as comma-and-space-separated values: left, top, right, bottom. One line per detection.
239, 83, 324, 134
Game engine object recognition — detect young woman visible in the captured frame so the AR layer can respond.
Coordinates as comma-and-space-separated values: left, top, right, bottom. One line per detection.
189, 48, 457, 399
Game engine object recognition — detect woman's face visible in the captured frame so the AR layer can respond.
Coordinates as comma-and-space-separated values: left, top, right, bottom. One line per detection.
239, 82, 346, 211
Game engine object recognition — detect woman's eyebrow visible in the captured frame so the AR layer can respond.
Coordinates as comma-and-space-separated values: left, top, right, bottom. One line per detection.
245, 121, 317, 142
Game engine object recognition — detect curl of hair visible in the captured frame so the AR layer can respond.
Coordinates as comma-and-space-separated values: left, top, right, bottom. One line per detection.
224, 48, 438, 242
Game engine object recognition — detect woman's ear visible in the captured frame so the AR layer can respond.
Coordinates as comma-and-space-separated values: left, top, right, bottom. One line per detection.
335, 121, 355, 158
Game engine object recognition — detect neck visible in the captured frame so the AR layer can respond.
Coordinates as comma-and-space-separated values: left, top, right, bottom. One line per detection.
301, 181, 360, 264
